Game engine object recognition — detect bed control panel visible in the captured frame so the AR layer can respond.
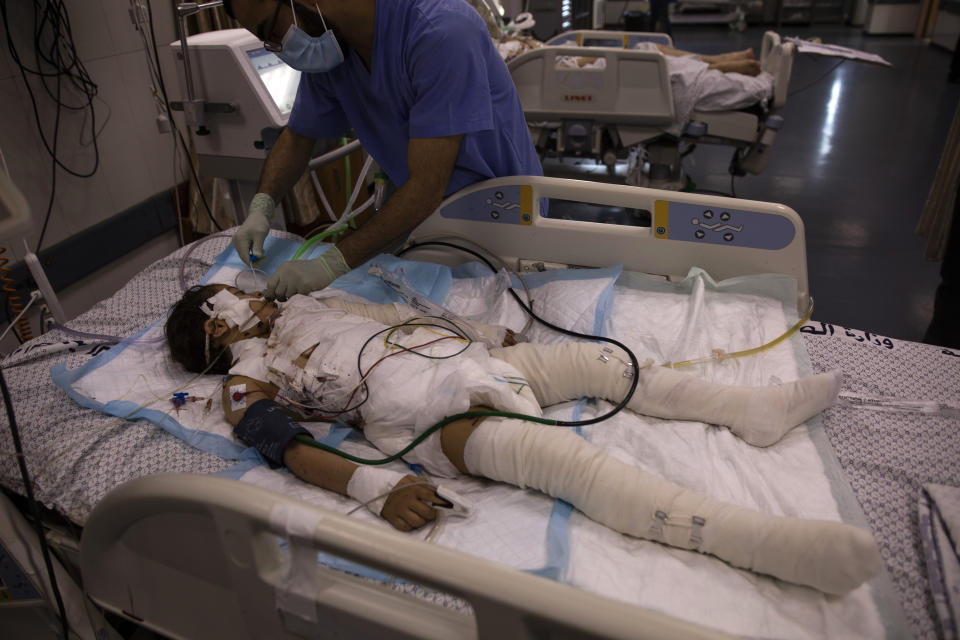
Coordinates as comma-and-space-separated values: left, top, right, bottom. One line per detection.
439, 185, 534, 226
652, 200, 796, 250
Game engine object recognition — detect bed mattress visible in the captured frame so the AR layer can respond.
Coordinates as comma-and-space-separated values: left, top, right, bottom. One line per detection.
0, 234, 955, 638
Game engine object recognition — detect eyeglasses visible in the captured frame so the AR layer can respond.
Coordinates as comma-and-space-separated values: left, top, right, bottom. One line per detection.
262, 1, 287, 52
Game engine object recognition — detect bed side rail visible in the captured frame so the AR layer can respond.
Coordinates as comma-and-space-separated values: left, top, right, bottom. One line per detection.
410, 176, 809, 314
546, 29, 674, 48
507, 46, 674, 125
80, 474, 728, 640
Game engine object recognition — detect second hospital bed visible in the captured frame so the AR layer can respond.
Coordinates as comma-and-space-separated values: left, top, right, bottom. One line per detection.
509, 30, 796, 188
0, 177, 957, 639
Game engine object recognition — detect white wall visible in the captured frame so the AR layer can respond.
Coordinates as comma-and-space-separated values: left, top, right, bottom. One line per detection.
0, 0, 184, 347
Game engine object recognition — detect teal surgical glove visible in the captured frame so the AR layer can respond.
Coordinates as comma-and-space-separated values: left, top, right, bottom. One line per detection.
265, 246, 351, 300
232, 193, 275, 266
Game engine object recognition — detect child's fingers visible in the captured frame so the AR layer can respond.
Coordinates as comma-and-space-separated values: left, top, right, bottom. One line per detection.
408, 498, 437, 521
400, 510, 427, 530
415, 485, 444, 504
389, 515, 413, 532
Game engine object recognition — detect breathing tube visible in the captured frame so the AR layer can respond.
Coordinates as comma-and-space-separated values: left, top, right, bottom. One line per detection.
294, 240, 642, 465
294, 155, 376, 259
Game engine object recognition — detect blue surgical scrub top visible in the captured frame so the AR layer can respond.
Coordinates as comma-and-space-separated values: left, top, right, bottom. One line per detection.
286, 0, 542, 196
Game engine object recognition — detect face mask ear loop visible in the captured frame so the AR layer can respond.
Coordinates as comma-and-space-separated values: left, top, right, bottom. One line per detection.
288, 0, 299, 28
316, 4, 328, 31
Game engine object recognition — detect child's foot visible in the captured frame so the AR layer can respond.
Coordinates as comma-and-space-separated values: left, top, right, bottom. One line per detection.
730, 371, 842, 446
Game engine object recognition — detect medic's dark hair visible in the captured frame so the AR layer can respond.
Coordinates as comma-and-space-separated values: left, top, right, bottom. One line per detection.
222, 0, 235, 18
165, 284, 234, 374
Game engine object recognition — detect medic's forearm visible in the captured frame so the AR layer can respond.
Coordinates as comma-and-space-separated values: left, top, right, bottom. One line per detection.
257, 127, 316, 201
334, 176, 446, 268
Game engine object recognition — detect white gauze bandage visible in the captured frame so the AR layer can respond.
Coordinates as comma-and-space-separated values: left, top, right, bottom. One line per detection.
320, 297, 507, 347
463, 417, 882, 594
489, 342, 842, 447
345, 466, 407, 516
201, 289, 258, 329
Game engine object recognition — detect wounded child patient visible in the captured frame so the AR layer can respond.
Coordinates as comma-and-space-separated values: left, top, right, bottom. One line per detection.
165, 283, 881, 595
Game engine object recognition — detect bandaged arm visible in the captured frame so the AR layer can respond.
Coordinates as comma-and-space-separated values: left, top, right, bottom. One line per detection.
221, 376, 432, 528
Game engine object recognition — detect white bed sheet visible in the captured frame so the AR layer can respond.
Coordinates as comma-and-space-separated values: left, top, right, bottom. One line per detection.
56, 242, 898, 639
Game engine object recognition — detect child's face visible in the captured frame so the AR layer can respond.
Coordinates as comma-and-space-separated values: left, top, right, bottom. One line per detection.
204, 286, 280, 345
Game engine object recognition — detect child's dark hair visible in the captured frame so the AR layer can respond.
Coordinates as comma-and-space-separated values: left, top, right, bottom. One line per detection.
165, 284, 234, 374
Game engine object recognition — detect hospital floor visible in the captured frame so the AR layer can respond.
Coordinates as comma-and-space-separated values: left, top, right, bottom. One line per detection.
542, 24, 960, 344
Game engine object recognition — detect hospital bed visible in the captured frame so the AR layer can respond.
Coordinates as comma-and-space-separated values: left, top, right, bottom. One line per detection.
509, 30, 795, 189
0, 176, 956, 639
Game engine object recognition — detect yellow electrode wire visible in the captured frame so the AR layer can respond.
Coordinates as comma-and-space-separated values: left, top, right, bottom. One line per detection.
661, 298, 815, 369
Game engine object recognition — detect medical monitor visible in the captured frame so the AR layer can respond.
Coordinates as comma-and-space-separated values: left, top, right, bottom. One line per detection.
244, 48, 300, 116
169, 29, 302, 169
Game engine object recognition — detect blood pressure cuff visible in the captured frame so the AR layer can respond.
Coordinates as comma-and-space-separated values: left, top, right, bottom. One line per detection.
235, 399, 311, 468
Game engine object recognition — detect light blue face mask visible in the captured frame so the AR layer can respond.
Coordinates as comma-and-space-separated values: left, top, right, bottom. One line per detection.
274, 2, 344, 73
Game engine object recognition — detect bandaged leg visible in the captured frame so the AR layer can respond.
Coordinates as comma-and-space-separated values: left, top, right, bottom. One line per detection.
490, 343, 841, 447
463, 418, 881, 594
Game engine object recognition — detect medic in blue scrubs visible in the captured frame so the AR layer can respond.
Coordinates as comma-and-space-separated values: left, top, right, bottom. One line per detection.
223, 0, 543, 300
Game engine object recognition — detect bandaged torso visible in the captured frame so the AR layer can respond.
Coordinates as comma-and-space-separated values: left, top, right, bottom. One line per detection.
228, 295, 540, 457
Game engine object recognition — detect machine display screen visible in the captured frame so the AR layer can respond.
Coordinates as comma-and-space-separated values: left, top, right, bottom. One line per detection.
245, 48, 301, 115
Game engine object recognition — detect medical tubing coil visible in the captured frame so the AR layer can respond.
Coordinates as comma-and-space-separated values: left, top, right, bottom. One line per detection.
0, 247, 32, 342
294, 241, 643, 465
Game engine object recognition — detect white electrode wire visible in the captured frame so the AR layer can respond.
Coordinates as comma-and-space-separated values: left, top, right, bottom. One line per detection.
172, 133, 185, 247
341, 195, 374, 225
0, 292, 41, 353
343, 480, 443, 539
309, 171, 337, 222
340, 154, 374, 224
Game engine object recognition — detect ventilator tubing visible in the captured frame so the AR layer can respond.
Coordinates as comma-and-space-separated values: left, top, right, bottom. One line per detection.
463, 417, 881, 594
489, 343, 842, 447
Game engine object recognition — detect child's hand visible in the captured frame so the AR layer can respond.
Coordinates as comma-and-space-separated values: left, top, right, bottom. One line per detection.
381, 475, 444, 532
502, 329, 518, 347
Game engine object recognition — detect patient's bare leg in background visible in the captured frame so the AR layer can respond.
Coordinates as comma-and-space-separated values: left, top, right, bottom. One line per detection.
655, 44, 756, 63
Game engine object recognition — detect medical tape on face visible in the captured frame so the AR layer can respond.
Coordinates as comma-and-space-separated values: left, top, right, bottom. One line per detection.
202, 289, 258, 330
269, 503, 322, 623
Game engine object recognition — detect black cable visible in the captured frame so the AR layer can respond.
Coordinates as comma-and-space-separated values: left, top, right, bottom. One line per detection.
395, 241, 641, 427
0, 367, 71, 640
144, 0, 222, 232
0, 0, 103, 252
0, 1, 100, 179
788, 58, 845, 98
730, 172, 737, 199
